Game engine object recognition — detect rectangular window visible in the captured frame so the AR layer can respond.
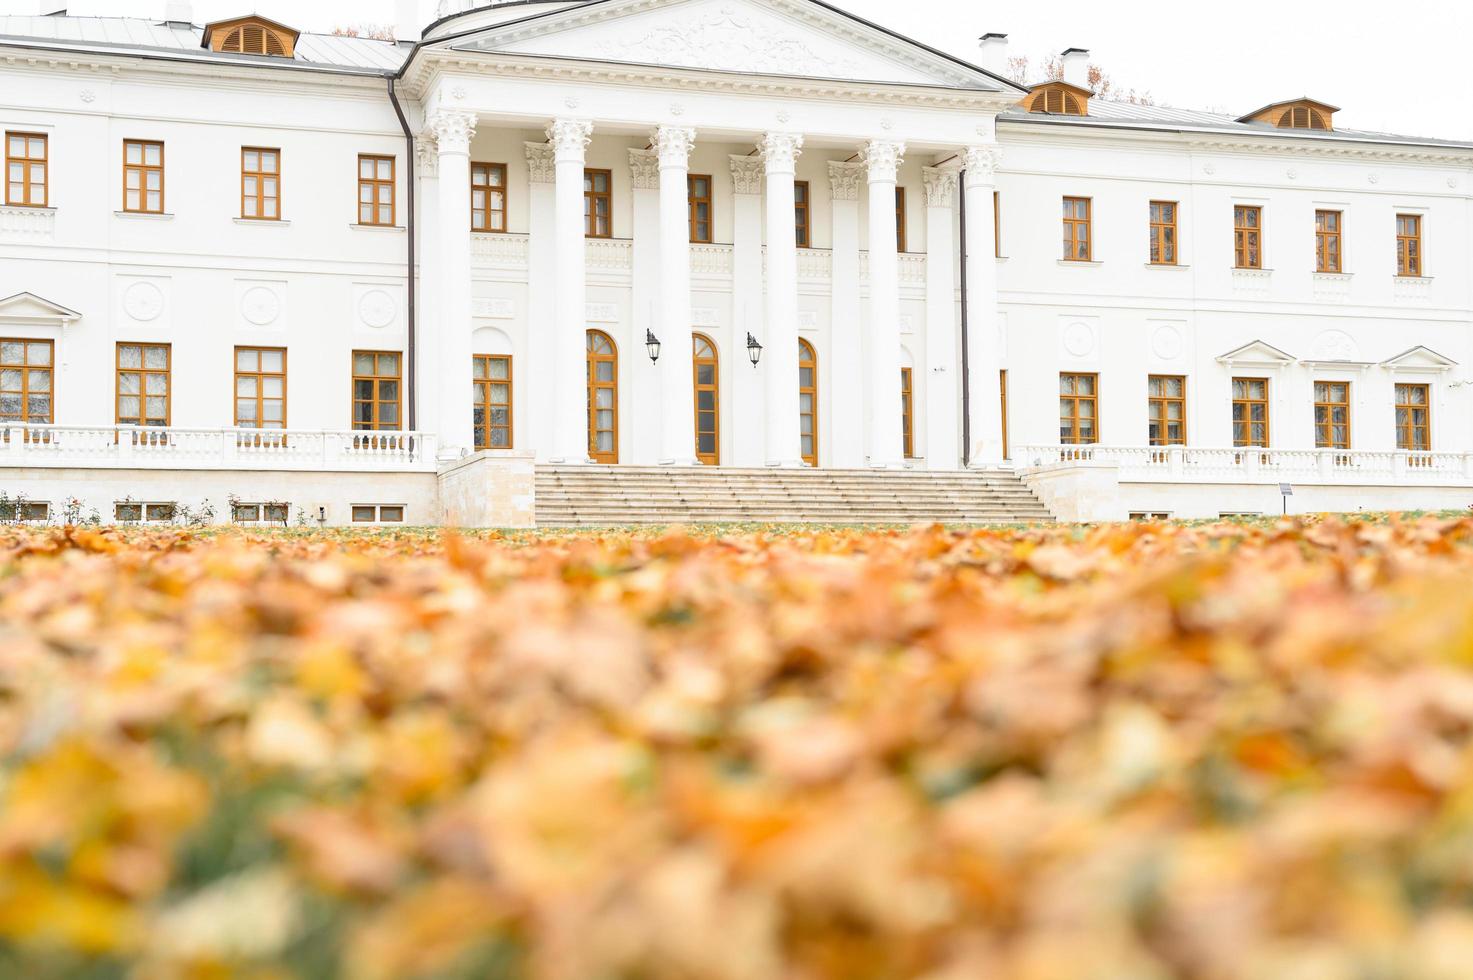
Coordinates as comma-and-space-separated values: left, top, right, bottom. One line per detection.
5, 132, 47, 207
0, 499, 48, 522
1313, 381, 1350, 449
1149, 201, 1177, 265
688, 174, 712, 243
351, 350, 401, 431
472, 354, 512, 450
1059, 373, 1098, 444
352, 504, 404, 523
900, 366, 914, 458
1397, 214, 1423, 277
895, 187, 907, 253
1234, 205, 1262, 269
1395, 383, 1430, 451
1147, 375, 1185, 446
116, 502, 175, 523
1315, 209, 1343, 273
116, 343, 170, 427
357, 154, 395, 226
123, 140, 164, 214
234, 347, 286, 430
1232, 377, 1269, 447
794, 180, 811, 248
1062, 196, 1091, 261
471, 162, 507, 233
0, 338, 54, 424
241, 147, 280, 220
584, 168, 611, 238
232, 502, 289, 525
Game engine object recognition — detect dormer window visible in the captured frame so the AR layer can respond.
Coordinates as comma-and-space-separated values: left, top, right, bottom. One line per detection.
1022, 81, 1091, 117
1239, 99, 1338, 132
201, 17, 299, 58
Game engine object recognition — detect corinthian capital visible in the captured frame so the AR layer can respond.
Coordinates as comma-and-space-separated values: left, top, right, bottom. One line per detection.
729, 154, 764, 195
652, 126, 696, 169
524, 141, 556, 183
828, 160, 863, 201
861, 139, 906, 182
415, 133, 439, 178
546, 118, 593, 161
962, 145, 1004, 184
628, 148, 659, 190
759, 132, 804, 174
427, 108, 477, 155
921, 166, 959, 208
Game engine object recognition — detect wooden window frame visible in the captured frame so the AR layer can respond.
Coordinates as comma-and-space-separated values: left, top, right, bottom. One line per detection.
471, 162, 507, 233
1234, 205, 1263, 269
1313, 380, 1351, 450
1397, 214, 1423, 277
688, 174, 713, 244
900, 365, 914, 458
115, 342, 171, 427
351, 504, 405, 524
999, 368, 1009, 461
234, 346, 287, 430
240, 147, 280, 221
1232, 377, 1270, 448
993, 190, 1001, 258
799, 338, 818, 466
584, 168, 612, 239
351, 350, 402, 431
692, 333, 719, 466
472, 353, 513, 451
123, 139, 165, 214
1147, 375, 1186, 447
1315, 209, 1343, 273
357, 154, 395, 227
5, 132, 48, 208
1058, 372, 1099, 445
0, 338, 54, 424
586, 330, 619, 463
1062, 196, 1092, 261
1395, 383, 1431, 452
1149, 200, 1178, 266
794, 180, 811, 249
895, 187, 907, 253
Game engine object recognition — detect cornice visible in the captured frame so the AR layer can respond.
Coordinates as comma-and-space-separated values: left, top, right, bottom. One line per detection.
405, 51, 1018, 113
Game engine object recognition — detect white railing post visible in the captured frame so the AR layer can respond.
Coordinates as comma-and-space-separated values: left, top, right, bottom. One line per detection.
1168, 446, 1184, 478
116, 426, 133, 463
1317, 449, 1333, 480
1393, 452, 1408, 481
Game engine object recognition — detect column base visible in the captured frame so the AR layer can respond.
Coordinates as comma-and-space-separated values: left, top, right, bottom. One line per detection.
547, 455, 597, 465
659, 457, 701, 467
765, 459, 809, 469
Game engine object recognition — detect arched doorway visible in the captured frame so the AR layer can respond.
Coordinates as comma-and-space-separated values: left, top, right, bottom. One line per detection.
586, 330, 618, 464
799, 338, 818, 467
692, 333, 719, 466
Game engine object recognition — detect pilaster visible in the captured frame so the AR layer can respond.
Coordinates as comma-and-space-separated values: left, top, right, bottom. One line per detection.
760, 133, 805, 468
922, 165, 960, 469
862, 138, 906, 468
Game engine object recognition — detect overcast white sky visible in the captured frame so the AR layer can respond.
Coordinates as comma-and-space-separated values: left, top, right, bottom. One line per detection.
7, 0, 1469, 141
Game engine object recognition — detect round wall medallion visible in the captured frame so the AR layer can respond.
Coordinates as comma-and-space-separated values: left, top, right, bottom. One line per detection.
1062, 321, 1096, 358
1203, 162, 1216, 176
240, 286, 280, 326
358, 290, 397, 329
1286, 168, 1298, 180
1151, 324, 1184, 361
1312, 329, 1359, 362
122, 282, 164, 322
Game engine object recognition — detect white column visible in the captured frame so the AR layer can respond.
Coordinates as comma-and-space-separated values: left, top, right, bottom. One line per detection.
414, 133, 441, 442
922, 165, 960, 470
963, 145, 1005, 467
524, 141, 556, 457
653, 126, 699, 465
863, 138, 906, 468
547, 118, 594, 463
628, 147, 662, 465
729, 154, 766, 467
429, 109, 477, 459
828, 160, 865, 469
760, 133, 805, 468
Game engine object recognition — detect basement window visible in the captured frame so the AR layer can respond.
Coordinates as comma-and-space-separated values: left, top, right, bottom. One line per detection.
0, 500, 49, 522
233, 502, 290, 525
115, 502, 176, 523
352, 504, 405, 524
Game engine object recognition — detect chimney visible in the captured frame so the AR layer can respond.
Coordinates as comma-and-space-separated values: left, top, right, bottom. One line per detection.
978, 33, 1009, 75
162, 0, 193, 24
396, 0, 424, 43
1061, 47, 1090, 89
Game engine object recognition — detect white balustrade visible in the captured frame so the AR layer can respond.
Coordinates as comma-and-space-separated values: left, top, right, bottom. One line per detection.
1012, 444, 1473, 487
1, 425, 437, 472
469, 232, 530, 266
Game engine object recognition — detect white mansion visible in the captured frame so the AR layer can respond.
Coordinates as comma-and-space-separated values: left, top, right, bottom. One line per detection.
0, 0, 1470, 525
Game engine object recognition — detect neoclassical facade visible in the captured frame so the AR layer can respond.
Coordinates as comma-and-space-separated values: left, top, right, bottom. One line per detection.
1, 0, 1471, 524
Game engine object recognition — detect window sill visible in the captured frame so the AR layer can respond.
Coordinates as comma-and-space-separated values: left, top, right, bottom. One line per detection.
114, 211, 174, 220
1394, 275, 1433, 283
1, 204, 55, 214
1057, 259, 1102, 267
1145, 262, 1190, 270
350, 223, 405, 233
1312, 271, 1351, 280
235, 217, 291, 226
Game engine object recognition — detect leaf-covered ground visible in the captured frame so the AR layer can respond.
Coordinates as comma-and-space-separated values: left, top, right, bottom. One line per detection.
4, 517, 1473, 979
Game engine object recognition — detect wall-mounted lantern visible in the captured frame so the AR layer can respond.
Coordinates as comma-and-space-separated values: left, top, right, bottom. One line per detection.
746, 332, 763, 368
645, 329, 662, 364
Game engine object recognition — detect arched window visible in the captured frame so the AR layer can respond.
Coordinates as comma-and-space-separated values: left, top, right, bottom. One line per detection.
1023, 83, 1090, 116
586, 330, 618, 463
1238, 99, 1338, 132
203, 17, 298, 58
799, 338, 818, 467
692, 333, 719, 466
1277, 106, 1330, 130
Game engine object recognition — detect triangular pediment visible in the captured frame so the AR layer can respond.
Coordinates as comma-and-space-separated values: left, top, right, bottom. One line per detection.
1383, 345, 1456, 372
1217, 340, 1295, 365
0, 292, 81, 325
448, 0, 1015, 90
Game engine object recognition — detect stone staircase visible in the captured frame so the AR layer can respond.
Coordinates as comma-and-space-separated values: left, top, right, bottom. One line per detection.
534, 465, 1055, 527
